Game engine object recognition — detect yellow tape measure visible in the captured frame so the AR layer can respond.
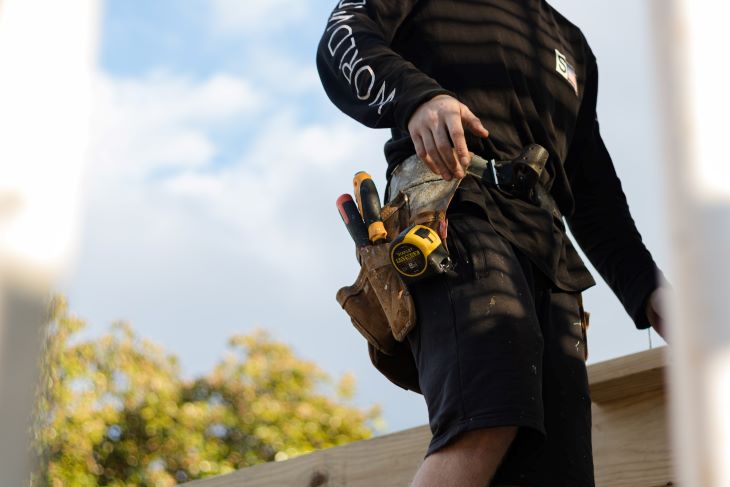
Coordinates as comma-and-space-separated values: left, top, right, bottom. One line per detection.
390, 224, 453, 282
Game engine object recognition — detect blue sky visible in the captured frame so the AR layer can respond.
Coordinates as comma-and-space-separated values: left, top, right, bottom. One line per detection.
63, 0, 670, 435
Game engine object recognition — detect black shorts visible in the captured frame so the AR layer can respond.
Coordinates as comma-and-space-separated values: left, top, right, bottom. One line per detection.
406, 202, 595, 486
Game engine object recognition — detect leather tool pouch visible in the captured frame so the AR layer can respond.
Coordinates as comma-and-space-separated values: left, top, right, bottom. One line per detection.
335, 194, 420, 392
335, 156, 461, 393
335, 242, 415, 354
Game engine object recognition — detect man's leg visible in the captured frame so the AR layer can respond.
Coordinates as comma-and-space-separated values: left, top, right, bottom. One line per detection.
410, 426, 518, 487
406, 210, 546, 486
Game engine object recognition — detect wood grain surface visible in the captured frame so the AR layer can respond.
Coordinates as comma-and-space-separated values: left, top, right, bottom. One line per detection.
187, 426, 431, 487
588, 346, 666, 403
592, 389, 674, 486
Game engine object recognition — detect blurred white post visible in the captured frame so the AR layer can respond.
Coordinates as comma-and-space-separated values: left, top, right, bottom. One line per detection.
0, 0, 99, 484
650, 1, 730, 485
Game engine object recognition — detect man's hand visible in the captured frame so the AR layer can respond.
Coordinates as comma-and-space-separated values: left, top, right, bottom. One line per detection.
407, 94, 490, 181
646, 287, 670, 340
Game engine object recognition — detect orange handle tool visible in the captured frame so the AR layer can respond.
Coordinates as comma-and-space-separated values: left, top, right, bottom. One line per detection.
353, 171, 387, 243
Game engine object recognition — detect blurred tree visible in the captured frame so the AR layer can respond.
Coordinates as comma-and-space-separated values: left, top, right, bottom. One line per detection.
32, 297, 382, 486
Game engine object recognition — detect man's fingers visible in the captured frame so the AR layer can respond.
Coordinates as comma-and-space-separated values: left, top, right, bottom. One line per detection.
413, 134, 428, 166
434, 124, 463, 179
445, 114, 471, 169
420, 131, 452, 181
461, 104, 489, 138
413, 133, 443, 178
407, 96, 486, 181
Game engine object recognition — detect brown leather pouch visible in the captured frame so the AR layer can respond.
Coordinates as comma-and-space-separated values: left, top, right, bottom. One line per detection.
335, 192, 421, 392
335, 256, 396, 355
335, 196, 416, 353
335, 254, 420, 392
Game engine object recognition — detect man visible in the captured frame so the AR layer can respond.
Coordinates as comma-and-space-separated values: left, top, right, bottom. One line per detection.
317, 1, 665, 485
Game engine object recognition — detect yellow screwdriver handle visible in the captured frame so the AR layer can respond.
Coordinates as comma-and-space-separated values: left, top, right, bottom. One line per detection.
353, 171, 370, 218
353, 171, 388, 243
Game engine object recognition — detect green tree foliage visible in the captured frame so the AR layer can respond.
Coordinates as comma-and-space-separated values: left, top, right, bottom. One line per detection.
32, 297, 382, 486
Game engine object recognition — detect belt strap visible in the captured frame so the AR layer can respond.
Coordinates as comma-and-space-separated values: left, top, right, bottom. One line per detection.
467, 154, 563, 220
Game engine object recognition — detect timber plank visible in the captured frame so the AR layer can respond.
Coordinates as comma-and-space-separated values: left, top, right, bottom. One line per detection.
588, 347, 666, 403
592, 389, 673, 487
187, 426, 431, 487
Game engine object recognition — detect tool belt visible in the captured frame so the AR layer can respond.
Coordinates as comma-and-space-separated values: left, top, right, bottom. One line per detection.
336, 154, 464, 393
336, 145, 555, 393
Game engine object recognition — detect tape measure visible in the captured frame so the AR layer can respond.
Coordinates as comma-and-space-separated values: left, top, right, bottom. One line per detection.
390, 224, 454, 283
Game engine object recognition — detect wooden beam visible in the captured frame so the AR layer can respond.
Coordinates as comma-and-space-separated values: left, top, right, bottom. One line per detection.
592, 389, 672, 487
187, 426, 432, 487
588, 346, 666, 403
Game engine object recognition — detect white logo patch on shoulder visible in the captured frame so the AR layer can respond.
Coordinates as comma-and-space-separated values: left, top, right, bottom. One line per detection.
555, 49, 578, 96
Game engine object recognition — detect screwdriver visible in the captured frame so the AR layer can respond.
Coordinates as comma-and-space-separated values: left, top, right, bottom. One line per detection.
336, 194, 370, 247
353, 171, 388, 243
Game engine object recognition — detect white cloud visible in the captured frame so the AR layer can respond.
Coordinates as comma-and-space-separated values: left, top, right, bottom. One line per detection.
244, 48, 322, 96
87, 67, 387, 277
210, 0, 309, 35
160, 110, 386, 269
92, 71, 262, 177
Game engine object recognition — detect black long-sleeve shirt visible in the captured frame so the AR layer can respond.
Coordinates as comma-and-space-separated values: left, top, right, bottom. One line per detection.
316, 0, 662, 329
